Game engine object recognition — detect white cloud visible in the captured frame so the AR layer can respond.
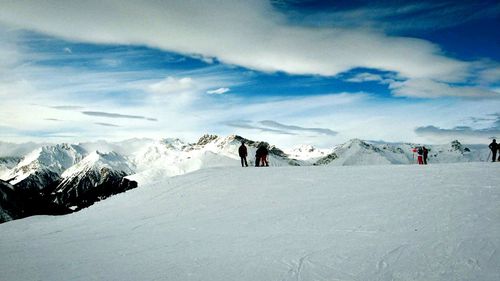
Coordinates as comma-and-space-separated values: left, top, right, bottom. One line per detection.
206, 87, 230, 95
0, 0, 470, 82
389, 78, 500, 99
346, 72, 384, 83
148, 77, 195, 95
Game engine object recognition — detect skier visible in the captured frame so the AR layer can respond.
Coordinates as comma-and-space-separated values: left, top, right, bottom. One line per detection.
422, 146, 429, 165
417, 147, 424, 165
489, 139, 498, 162
238, 141, 248, 167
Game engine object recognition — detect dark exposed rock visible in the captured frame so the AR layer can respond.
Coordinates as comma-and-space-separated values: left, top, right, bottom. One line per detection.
314, 153, 338, 165
53, 167, 137, 210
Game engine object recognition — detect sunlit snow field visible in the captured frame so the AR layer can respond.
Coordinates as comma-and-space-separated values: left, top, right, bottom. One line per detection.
1, 163, 499, 281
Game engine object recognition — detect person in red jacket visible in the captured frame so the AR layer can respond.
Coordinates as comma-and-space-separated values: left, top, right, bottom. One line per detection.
238, 141, 248, 167
417, 147, 424, 165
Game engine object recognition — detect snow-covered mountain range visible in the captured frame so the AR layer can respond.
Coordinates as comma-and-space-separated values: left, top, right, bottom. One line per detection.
314, 139, 489, 166
0, 135, 491, 223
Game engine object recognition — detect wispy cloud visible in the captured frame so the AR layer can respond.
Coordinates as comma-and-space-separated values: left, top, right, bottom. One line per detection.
206, 87, 230, 95
148, 77, 195, 95
94, 122, 120, 127
224, 120, 297, 135
224, 119, 337, 136
389, 78, 500, 99
82, 111, 158, 121
346, 72, 385, 83
50, 105, 84, 110
286, 1, 500, 33
259, 120, 338, 136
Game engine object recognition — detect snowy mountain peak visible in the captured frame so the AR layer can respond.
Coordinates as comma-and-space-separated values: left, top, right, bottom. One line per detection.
54, 151, 136, 209
61, 151, 133, 179
196, 134, 220, 146
160, 138, 188, 150
5, 143, 87, 186
285, 144, 332, 161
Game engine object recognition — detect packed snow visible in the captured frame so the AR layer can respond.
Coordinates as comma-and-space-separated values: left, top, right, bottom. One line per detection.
1, 162, 499, 281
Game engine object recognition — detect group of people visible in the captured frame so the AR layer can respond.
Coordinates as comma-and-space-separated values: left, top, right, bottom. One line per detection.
489, 139, 500, 162
238, 141, 269, 167
415, 146, 429, 165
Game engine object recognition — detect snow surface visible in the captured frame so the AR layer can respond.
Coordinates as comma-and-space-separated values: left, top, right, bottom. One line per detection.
1, 163, 499, 281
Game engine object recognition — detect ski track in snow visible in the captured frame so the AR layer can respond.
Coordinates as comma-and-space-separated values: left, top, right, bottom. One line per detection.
1, 163, 500, 281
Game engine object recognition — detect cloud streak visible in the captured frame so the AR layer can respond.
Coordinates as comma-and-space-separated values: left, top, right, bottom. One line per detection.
50, 105, 84, 110
82, 111, 157, 121
224, 119, 337, 136
259, 120, 337, 136
224, 120, 296, 135
207, 87, 230, 95
95, 122, 120, 127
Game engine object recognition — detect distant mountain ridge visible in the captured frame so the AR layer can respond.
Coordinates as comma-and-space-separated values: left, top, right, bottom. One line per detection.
314, 139, 488, 166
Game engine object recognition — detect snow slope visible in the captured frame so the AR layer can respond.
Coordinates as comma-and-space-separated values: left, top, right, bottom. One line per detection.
1, 163, 499, 281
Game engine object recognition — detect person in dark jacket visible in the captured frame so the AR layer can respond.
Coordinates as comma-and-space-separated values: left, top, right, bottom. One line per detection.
261, 145, 269, 167
489, 139, 498, 162
422, 146, 429, 165
255, 147, 262, 167
238, 141, 248, 167
255, 144, 269, 167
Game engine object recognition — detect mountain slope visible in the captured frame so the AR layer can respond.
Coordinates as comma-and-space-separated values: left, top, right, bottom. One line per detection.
0, 157, 21, 179
129, 134, 301, 183
0, 163, 498, 281
53, 151, 137, 210
3, 144, 87, 192
0, 180, 23, 223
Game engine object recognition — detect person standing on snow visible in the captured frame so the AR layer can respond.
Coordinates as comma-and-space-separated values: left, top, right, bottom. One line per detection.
255, 143, 269, 167
238, 141, 248, 167
422, 146, 429, 165
489, 139, 498, 162
255, 146, 262, 167
261, 144, 269, 167
417, 147, 424, 165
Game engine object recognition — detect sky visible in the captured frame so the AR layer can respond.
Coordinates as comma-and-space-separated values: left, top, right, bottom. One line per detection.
0, 0, 499, 148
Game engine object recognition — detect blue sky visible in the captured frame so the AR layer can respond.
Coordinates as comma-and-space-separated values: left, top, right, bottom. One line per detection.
0, 0, 499, 147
